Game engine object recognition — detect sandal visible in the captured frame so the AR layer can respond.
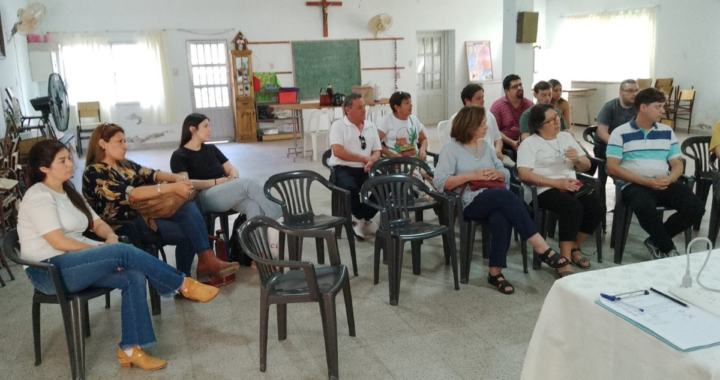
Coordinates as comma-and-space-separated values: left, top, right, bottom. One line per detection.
571, 248, 591, 269
535, 248, 569, 269
487, 272, 515, 295
556, 267, 574, 278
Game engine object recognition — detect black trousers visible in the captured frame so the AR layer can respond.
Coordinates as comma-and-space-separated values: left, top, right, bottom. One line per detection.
536, 188, 604, 242
622, 182, 705, 253
334, 165, 379, 220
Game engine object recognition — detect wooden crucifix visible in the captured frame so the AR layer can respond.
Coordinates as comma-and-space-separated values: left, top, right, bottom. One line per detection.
306, 0, 342, 37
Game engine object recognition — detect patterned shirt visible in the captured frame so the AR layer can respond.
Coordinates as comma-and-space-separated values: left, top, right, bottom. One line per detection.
490, 96, 534, 141
606, 120, 680, 178
83, 160, 158, 220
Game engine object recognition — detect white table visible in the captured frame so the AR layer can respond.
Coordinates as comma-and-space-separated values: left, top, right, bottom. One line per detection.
521, 252, 720, 380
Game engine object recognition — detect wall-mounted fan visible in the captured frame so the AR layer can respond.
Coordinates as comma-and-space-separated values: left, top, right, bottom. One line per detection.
367, 13, 393, 38
29, 73, 70, 138
9, 3, 46, 42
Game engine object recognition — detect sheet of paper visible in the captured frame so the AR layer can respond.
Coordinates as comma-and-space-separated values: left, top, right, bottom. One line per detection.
599, 290, 720, 351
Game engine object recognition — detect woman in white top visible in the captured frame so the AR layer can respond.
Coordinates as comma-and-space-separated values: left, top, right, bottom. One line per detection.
18, 140, 220, 371
517, 104, 604, 277
377, 91, 429, 161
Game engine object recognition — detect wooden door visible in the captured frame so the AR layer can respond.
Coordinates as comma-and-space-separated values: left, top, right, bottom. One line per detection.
416, 32, 446, 124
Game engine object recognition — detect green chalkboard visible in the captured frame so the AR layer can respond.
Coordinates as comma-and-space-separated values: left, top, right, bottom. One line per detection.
292, 40, 361, 101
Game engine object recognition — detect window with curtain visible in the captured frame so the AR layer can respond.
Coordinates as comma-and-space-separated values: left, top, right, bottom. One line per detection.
57, 31, 175, 125
549, 7, 656, 82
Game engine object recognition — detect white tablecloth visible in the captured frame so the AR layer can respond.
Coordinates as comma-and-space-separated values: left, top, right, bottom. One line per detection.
521, 251, 720, 380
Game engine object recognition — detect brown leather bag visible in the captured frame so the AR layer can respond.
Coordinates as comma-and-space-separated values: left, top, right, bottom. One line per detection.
130, 191, 195, 231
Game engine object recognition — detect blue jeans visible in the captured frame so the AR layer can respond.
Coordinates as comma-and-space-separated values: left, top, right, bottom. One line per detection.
130, 202, 211, 276
197, 178, 282, 219
463, 188, 539, 268
25, 243, 185, 349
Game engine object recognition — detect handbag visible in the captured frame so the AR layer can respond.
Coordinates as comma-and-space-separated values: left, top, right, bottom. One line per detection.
129, 190, 195, 231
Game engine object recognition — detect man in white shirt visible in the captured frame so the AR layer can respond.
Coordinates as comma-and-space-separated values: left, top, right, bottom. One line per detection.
377, 91, 429, 160
446, 84, 503, 159
328, 93, 382, 239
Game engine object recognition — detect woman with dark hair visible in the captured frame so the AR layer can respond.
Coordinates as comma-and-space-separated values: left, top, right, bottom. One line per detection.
377, 92, 429, 160
19, 139, 219, 370
170, 113, 281, 221
434, 106, 568, 294
82, 123, 239, 279
517, 104, 604, 277
549, 79, 571, 127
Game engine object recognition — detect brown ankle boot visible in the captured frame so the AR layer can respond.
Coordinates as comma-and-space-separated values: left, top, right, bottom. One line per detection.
196, 249, 239, 278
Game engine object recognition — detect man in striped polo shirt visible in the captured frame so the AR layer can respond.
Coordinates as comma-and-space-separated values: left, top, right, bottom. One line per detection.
606, 88, 705, 259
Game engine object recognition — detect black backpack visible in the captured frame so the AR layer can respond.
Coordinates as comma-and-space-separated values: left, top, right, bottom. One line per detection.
229, 214, 253, 266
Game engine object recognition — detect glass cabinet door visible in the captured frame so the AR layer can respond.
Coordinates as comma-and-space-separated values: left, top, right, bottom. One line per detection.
235, 56, 251, 97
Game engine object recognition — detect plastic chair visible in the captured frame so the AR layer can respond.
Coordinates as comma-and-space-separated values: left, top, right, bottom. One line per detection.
367, 104, 391, 124
264, 170, 358, 276
239, 216, 355, 380
361, 174, 459, 306
3, 229, 113, 380
303, 109, 332, 161
609, 176, 694, 264
437, 120, 450, 146
681, 136, 712, 230
581, 126, 608, 232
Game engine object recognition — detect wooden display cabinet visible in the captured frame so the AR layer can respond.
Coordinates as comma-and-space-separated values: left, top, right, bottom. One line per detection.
230, 50, 257, 141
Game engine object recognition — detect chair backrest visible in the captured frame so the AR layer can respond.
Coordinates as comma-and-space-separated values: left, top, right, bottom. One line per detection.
437, 120, 450, 146
77, 101, 101, 125
681, 136, 712, 177
306, 109, 333, 134
361, 174, 434, 226
321, 149, 336, 182
367, 105, 391, 124
264, 170, 335, 224
369, 156, 434, 180
654, 78, 674, 95
582, 125, 598, 146
2, 228, 22, 265
636, 78, 652, 90
660, 118, 675, 130
678, 89, 696, 102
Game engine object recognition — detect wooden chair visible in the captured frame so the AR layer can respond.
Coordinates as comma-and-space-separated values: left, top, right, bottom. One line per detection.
3, 87, 47, 138
672, 89, 697, 133
636, 78, 652, 90
660, 118, 675, 131
654, 78, 674, 96
75, 102, 102, 156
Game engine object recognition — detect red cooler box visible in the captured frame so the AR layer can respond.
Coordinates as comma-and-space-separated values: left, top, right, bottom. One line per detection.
278, 88, 300, 104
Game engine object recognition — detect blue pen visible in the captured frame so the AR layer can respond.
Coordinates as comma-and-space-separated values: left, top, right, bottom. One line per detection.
600, 293, 645, 313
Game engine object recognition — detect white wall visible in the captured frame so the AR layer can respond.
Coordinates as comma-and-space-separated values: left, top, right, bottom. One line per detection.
543, 0, 720, 128
0, 0, 39, 136
36, 0, 505, 147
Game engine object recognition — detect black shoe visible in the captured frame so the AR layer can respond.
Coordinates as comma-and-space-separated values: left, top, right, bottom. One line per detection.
643, 238, 662, 260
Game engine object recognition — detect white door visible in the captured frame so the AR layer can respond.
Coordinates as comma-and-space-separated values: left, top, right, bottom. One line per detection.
416, 32, 446, 125
186, 41, 234, 141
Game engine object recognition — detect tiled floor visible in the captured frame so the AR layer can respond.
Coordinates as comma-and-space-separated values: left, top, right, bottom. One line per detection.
0, 125, 712, 379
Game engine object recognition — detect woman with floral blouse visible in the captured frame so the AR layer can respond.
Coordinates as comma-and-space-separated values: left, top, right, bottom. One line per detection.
82, 123, 238, 279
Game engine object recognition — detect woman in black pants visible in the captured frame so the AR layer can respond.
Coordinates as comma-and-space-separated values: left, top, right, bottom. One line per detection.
434, 106, 568, 295
517, 104, 604, 277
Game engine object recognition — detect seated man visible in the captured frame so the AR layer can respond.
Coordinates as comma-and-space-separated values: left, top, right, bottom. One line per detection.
519, 81, 570, 142
328, 92, 381, 240
445, 83, 503, 159
490, 74, 534, 153
595, 79, 639, 159
377, 91, 429, 160
606, 88, 705, 259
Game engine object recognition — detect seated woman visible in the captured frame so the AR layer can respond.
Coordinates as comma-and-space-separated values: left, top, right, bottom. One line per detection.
517, 104, 604, 277
19, 140, 219, 370
377, 91, 429, 160
549, 79, 571, 127
82, 123, 238, 279
170, 113, 282, 221
434, 106, 568, 294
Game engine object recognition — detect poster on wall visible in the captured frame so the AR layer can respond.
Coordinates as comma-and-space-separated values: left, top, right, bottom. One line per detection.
465, 41, 493, 82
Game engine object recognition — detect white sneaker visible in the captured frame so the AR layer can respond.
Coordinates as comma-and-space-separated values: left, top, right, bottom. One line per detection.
352, 218, 366, 240
363, 220, 379, 235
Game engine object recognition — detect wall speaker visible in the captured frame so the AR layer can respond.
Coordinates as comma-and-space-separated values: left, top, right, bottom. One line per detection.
517, 12, 539, 43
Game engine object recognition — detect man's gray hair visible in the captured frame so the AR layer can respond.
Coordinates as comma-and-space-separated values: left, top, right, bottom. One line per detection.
343, 92, 363, 112
620, 79, 637, 89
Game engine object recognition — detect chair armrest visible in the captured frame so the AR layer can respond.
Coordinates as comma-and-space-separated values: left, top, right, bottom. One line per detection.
426, 151, 439, 167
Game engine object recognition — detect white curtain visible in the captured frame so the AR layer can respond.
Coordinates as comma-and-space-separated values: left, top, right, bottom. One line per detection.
550, 7, 656, 83
56, 30, 174, 125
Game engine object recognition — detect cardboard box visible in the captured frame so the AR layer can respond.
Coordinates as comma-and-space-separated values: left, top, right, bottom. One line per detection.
352, 86, 374, 104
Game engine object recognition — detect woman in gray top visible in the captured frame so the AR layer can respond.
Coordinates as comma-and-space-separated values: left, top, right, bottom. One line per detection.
434, 106, 568, 294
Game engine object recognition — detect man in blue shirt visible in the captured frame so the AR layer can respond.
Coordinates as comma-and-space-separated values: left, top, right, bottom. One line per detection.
606, 88, 704, 259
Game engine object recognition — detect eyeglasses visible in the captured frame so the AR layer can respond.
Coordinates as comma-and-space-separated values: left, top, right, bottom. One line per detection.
510, 83, 523, 90
543, 114, 560, 125
359, 134, 366, 149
